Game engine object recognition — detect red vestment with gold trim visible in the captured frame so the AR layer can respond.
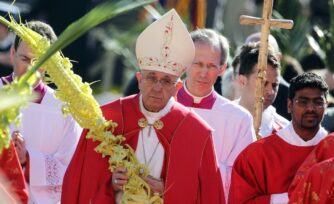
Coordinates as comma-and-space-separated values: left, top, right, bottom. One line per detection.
62, 94, 224, 204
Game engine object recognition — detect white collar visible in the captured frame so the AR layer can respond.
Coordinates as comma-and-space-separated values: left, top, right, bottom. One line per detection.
184, 81, 213, 103
139, 94, 175, 124
234, 98, 241, 104
259, 106, 275, 136
277, 122, 328, 146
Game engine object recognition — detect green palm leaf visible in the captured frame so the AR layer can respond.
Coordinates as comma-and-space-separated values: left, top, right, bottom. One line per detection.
0, 0, 154, 153
22, 0, 155, 82
0, 94, 36, 112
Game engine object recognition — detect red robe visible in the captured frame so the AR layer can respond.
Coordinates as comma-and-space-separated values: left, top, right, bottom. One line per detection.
229, 134, 315, 203
0, 141, 28, 204
61, 94, 225, 204
289, 157, 334, 204
289, 133, 334, 204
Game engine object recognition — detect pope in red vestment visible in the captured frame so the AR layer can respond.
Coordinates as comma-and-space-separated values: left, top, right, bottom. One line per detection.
61, 94, 224, 204
62, 8, 224, 204
0, 141, 28, 204
289, 132, 334, 204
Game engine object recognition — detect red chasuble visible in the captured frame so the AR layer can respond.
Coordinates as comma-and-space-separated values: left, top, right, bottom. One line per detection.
0, 141, 28, 204
62, 94, 224, 204
229, 134, 315, 204
289, 133, 334, 204
289, 157, 334, 204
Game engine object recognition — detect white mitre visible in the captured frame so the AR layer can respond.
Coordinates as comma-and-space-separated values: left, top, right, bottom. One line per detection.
136, 9, 195, 77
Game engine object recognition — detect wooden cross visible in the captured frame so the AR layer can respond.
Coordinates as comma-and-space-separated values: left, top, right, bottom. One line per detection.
239, 0, 294, 139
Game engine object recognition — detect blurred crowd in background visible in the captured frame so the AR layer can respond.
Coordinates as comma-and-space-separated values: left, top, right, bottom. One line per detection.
0, 0, 334, 130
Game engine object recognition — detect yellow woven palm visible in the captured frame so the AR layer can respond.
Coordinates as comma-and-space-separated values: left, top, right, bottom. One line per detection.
0, 1, 162, 202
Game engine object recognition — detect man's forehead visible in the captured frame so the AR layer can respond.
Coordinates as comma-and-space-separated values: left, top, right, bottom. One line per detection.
195, 42, 220, 52
17, 42, 35, 56
142, 70, 178, 79
295, 88, 325, 97
253, 64, 278, 71
17, 41, 31, 51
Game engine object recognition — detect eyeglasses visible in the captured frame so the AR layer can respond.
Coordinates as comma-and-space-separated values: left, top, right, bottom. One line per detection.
192, 61, 220, 71
143, 75, 178, 88
294, 98, 327, 109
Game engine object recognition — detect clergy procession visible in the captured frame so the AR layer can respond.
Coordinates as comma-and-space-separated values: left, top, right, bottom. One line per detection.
0, 0, 334, 203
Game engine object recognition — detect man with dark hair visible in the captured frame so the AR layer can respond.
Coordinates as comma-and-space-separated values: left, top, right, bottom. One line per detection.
230, 72, 329, 203
236, 42, 289, 137
10, 21, 57, 77
0, 20, 82, 204
287, 74, 334, 203
13, 21, 57, 51
177, 28, 255, 201
244, 32, 291, 120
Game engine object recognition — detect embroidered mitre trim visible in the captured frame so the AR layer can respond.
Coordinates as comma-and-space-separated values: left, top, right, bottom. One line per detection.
137, 14, 186, 76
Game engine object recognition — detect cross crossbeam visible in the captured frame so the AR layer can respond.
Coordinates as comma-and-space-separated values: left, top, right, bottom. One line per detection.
239, 0, 293, 139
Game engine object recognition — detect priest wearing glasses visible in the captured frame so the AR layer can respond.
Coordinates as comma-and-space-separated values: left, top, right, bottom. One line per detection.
62, 9, 224, 204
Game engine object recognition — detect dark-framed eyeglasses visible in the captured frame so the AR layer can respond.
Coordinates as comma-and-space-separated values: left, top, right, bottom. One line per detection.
294, 97, 327, 109
143, 75, 178, 88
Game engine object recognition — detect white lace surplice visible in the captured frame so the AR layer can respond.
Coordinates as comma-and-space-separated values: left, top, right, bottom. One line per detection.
12, 88, 82, 204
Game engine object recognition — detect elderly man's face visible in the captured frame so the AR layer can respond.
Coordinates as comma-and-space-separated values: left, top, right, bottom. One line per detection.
186, 43, 225, 97
137, 70, 180, 112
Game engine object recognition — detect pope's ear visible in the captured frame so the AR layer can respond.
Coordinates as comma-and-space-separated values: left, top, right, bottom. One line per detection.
136, 71, 141, 81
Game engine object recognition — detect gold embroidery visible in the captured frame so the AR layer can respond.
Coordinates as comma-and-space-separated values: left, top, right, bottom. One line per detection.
153, 120, 164, 130
138, 118, 148, 128
311, 191, 320, 202
137, 118, 164, 130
